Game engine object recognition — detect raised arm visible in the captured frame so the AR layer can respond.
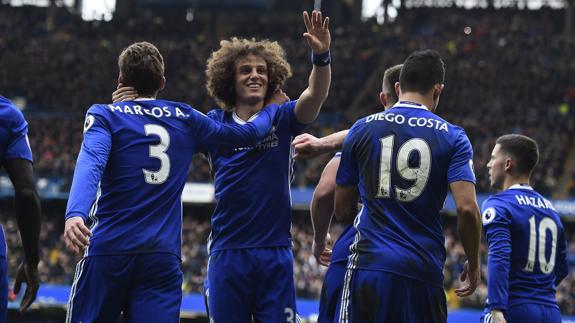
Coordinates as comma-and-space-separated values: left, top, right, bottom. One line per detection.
311, 156, 340, 265
450, 181, 482, 297
196, 104, 279, 148
294, 10, 331, 124
293, 130, 349, 159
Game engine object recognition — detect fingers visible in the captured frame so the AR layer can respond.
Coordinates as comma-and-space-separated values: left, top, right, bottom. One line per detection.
13, 275, 22, 294
323, 16, 330, 30
20, 285, 38, 313
292, 134, 311, 146
302, 11, 312, 32
64, 222, 90, 255
112, 87, 137, 103
318, 248, 332, 266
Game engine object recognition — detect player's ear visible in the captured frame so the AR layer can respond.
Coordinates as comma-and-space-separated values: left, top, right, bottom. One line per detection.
159, 76, 166, 91
395, 82, 401, 98
379, 91, 388, 108
118, 74, 124, 88
433, 84, 444, 100
504, 158, 513, 172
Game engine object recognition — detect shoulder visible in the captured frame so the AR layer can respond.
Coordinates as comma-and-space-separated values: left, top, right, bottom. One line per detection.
0, 97, 26, 123
206, 108, 225, 120
481, 194, 511, 226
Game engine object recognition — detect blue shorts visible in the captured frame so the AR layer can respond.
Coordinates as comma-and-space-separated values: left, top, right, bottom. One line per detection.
318, 261, 346, 323
481, 303, 561, 323
207, 247, 297, 323
336, 269, 446, 323
66, 253, 182, 323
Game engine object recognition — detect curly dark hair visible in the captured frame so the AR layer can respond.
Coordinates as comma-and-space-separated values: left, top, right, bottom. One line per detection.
206, 37, 292, 111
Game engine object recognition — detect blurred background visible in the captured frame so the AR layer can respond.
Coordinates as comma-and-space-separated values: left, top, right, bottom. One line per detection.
0, 0, 574, 321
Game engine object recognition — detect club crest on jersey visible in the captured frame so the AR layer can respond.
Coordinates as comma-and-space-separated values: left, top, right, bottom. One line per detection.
84, 115, 95, 133
482, 207, 496, 225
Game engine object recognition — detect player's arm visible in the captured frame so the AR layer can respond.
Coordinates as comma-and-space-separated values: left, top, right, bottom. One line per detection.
482, 203, 512, 317
451, 181, 482, 297
65, 112, 111, 254
448, 131, 481, 297
554, 226, 568, 286
293, 130, 349, 159
194, 104, 279, 148
3, 159, 41, 312
311, 156, 340, 265
2, 108, 40, 313
334, 126, 359, 223
294, 10, 331, 124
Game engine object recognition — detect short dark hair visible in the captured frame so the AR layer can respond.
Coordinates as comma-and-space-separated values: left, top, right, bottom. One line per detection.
118, 42, 164, 97
496, 134, 539, 176
399, 50, 445, 94
382, 64, 402, 104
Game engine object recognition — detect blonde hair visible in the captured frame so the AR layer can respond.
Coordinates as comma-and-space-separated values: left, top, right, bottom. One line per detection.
206, 37, 292, 111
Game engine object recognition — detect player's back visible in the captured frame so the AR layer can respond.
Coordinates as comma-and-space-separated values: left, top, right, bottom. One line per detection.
341, 101, 475, 288
72, 99, 200, 257
484, 186, 566, 307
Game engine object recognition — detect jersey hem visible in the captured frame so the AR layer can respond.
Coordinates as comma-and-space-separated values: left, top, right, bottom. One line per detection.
208, 243, 292, 253
350, 266, 444, 289
85, 250, 181, 261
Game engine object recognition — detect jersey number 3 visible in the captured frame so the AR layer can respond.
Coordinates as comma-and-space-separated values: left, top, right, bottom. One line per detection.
143, 124, 171, 185
377, 135, 431, 202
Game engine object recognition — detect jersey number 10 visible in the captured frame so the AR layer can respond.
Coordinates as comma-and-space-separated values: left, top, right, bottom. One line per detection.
524, 216, 558, 274
377, 135, 431, 202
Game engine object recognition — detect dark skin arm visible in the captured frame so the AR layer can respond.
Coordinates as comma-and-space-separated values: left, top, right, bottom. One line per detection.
334, 184, 359, 224
3, 159, 41, 313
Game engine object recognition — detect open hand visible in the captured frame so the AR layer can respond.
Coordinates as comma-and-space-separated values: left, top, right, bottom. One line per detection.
112, 83, 138, 103
302, 10, 330, 54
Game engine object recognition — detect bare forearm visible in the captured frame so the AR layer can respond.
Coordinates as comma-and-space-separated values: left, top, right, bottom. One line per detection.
15, 188, 41, 265
458, 208, 481, 266
311, 196, 333, 244
295, 65, 331, 124
334, 185, 358, 223
321, 130, 348, 152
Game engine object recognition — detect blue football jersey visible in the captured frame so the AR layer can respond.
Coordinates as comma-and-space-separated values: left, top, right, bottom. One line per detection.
65, 99, 278, 257
0, 96, 33, 259
331, 225, 355, 265
336, 101, 476, 288
205, 100, 307, 252
482, 184, 567, 311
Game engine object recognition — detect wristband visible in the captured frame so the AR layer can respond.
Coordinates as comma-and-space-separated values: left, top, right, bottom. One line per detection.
312, 50, 331, 66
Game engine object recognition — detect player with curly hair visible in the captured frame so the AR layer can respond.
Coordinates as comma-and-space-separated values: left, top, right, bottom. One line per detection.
201, 10, 331, 323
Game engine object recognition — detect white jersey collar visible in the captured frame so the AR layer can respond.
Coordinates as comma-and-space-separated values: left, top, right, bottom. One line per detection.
232, 111, 259, 125
392, 101, 429, 111
509, 184, 534, 190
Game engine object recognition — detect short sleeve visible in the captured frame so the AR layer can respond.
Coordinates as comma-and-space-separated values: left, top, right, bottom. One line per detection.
336, 122, 360, 187
280, 100, 308, 136
4, 107, 32, 162
447, 130, 475, 184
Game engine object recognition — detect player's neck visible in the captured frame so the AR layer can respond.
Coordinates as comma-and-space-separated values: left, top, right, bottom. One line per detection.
234, 102, 264, 121
503, 176, 531, 191
398, 93, 433, 111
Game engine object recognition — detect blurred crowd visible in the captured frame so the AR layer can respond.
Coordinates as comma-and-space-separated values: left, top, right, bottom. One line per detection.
0, 5, 573, 196
3, 211, 575, 313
